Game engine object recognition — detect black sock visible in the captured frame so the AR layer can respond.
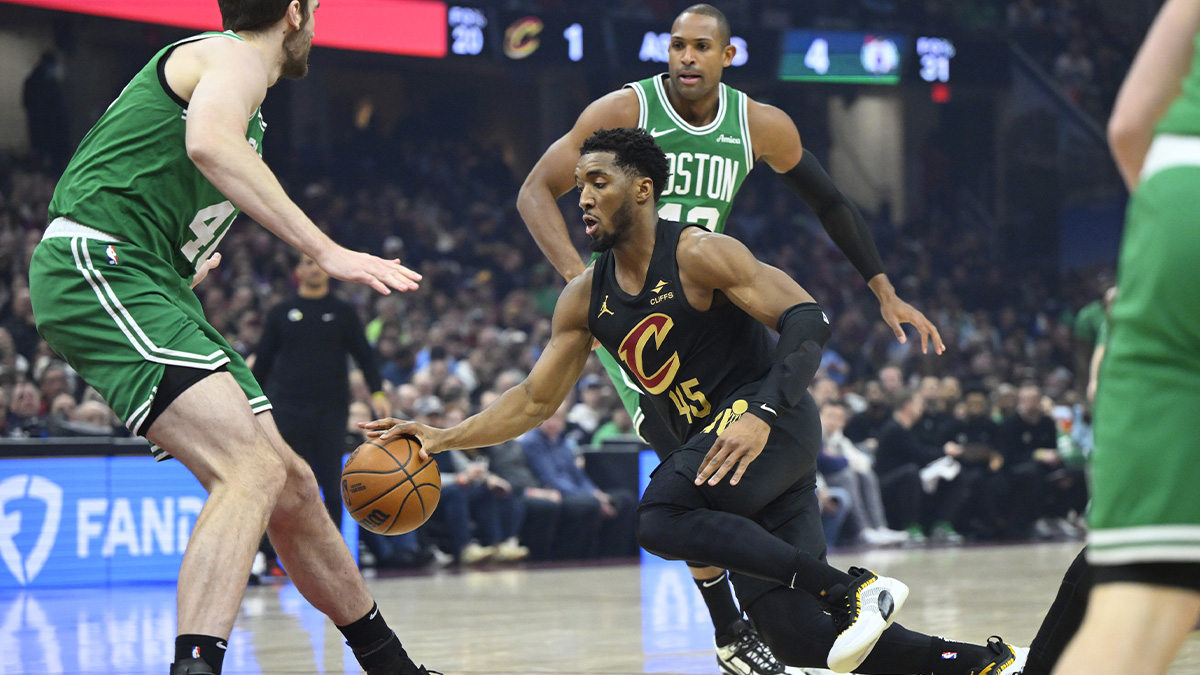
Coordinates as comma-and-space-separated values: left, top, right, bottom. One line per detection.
926, 637, 994, 675
337, 603, 393, 651
175, 635, 227, 675
693, 570, 743, 639
793, 552, 857, 600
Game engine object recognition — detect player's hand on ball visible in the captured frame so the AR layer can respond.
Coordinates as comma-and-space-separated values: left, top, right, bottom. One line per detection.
358, 418, 444, 460
317, 246, 422, 294
695, 414, 771, 487
879, 294, 945, 355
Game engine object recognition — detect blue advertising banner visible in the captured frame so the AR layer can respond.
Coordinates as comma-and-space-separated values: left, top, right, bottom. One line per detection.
0, 455, 358, 588
0, 457, 206, 588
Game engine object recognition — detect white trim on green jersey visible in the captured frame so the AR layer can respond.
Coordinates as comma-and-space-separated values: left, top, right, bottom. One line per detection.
650, 74, 728, 134
623, 74, 753, 234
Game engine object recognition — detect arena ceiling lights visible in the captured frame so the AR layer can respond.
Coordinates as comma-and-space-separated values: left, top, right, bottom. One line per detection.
2, 0, 448, 58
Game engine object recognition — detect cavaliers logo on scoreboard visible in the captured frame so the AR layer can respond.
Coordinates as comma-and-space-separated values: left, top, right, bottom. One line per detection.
617, 313, 680, 395
504, 16, 543, 59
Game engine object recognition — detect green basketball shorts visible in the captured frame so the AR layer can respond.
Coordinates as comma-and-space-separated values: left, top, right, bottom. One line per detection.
29, 227, 270, 457
1088, 140, 1200, 567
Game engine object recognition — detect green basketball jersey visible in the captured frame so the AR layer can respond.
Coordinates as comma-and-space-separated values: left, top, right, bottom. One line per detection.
624, 75, 753, 234
49, 31, 265, 278
1156, 32, 1200, 137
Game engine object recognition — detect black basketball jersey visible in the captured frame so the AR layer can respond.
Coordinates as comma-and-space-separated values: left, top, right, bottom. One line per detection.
588, 220, 776, 443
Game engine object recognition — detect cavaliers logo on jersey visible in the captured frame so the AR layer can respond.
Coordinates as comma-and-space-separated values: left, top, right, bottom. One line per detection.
617, 313, 680, 395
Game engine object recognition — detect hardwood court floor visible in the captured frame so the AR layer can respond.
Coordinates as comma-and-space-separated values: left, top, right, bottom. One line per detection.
5, 542, 1200, 674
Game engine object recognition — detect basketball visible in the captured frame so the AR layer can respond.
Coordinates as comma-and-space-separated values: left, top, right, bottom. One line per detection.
341, 436, 441, 535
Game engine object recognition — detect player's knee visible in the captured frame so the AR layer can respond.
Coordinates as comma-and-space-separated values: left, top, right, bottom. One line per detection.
235, 438, 288, 508
635, 505, 680, 559
278, 452, 320, 502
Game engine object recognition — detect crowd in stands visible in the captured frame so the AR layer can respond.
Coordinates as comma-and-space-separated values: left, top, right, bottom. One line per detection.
811, 373, 1090, 549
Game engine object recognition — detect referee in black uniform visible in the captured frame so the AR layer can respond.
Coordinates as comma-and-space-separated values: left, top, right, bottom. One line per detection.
254, 254, 389, 528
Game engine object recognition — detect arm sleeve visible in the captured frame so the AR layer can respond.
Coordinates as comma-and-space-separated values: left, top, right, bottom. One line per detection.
343, 301, 383, 394
779, 150, 885, 282
744, 303, 832, 426
252, 305, 282, 388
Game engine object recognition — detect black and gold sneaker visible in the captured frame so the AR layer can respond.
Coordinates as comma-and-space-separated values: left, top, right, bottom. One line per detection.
826, 567, 909, 673
974, 636, 1028, 674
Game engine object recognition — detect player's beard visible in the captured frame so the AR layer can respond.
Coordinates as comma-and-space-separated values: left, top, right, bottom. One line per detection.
280, 22, 312, 79
587, 198, 634, 253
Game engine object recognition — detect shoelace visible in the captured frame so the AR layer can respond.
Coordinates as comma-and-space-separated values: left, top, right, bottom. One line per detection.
733, 632, 782, 671
830, 588, 855, 634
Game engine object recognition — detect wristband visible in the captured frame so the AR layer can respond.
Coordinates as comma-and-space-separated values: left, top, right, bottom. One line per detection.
742, 402, 779, 428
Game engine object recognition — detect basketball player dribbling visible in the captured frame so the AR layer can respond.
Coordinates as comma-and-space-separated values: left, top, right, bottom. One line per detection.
368, 127, 1025, 675
517, 7, 942, 672
27, 1, 431, 673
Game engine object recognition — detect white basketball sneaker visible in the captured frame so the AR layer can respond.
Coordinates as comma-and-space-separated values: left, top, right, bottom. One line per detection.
715, 618, 786, 675
826, 567, 909, 673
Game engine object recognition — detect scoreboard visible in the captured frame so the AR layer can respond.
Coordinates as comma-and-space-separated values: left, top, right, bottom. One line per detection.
2, 0, 1011, 85
778, 29, 906, 84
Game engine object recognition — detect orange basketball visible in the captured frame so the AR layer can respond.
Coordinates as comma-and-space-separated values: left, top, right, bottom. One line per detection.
341, 436, 441, 535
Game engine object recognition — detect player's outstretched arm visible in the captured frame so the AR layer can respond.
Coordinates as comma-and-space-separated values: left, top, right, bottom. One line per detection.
518, 90, 640, 282
361, 273, 596, 459
748, 99, 943, 354
183, 40, 419, 293
1108, 0, 1200, 188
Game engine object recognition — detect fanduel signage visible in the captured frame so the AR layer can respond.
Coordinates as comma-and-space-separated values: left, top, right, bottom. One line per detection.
0, 457, 206, 588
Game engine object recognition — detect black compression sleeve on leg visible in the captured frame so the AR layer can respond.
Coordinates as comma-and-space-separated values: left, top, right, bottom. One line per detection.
1024, 548, 1092, 675
637, 501, 852, 594
779, 150, 884, 282
922, 637, 995, 675
746, 303, 830, 426
746, 588, 934, 672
